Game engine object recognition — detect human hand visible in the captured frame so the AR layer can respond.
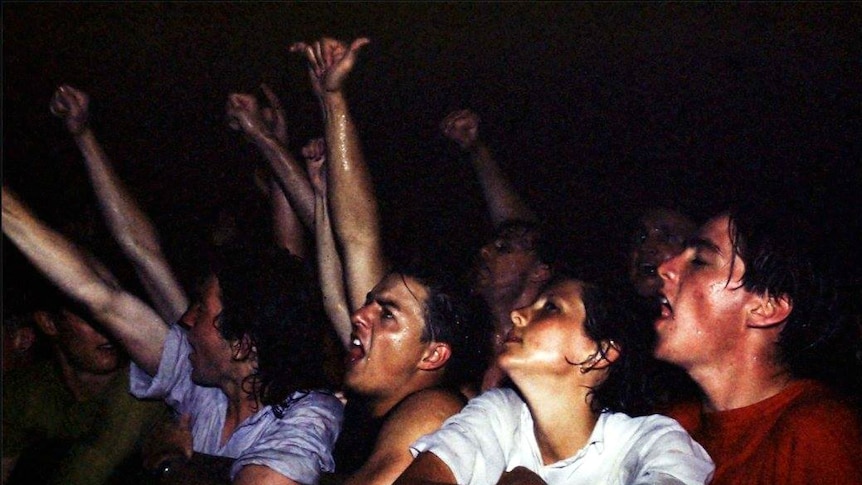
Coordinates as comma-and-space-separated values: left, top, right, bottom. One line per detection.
49, 85, 90, 135
259, 83, 288, 144
302, 138, 327, 193
289, 37, 370, 96
441, 109, 480, 151
496, 466, 547, 485
142, 412, 193, 473
225, 93, 270, 140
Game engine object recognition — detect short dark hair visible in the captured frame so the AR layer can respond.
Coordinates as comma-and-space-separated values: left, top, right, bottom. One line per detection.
726, 204, 843, 379
213, 245, 332, 415
387, 264, 486, 391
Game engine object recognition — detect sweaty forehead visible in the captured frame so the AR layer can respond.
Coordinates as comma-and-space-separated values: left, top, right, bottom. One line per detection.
373, 273, 430, 310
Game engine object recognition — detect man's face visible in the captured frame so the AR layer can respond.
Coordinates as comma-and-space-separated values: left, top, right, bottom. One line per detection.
344, 273, 434, 399
473, 227, 544, 302
629, 209, 696, 297
180, 276, 235, 387
54, 309, 125, 375
653, 215, 757, 372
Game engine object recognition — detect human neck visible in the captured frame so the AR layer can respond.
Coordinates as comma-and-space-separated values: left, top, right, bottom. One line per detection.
516, 376, 599, 465
220, 376, 263, 447
691, 359, 793, 412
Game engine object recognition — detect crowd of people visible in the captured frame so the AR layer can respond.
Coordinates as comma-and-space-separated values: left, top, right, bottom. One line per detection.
3, 34, 861, 485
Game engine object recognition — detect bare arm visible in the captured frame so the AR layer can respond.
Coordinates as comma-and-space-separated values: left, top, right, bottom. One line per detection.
2, 186, 168, 374
305, 138, 352, 348
291, 37, 386, 310
346, 389, 464, 485
50, 85, 188, 324
441, 109, 536, 225
226, 91, 316, 231
393, 452, 457, 485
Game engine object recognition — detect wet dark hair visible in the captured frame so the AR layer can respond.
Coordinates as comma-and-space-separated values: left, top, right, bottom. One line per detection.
543, 273, 655, 416
387, 263, 488, 392
212, 245, 332, 417
725, 204, 845, 379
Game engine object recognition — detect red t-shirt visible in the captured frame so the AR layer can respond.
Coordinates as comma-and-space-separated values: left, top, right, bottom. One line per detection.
669, 380, 862, 485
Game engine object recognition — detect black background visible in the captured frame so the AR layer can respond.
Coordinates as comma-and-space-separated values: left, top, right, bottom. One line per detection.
4, 3, 860, 302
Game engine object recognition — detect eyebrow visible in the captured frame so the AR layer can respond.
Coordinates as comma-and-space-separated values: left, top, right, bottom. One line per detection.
366, 292, 401, 312
687, 236, 722, 255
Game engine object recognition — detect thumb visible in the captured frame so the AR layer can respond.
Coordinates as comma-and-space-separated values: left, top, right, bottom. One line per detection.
349, 37, 371, 53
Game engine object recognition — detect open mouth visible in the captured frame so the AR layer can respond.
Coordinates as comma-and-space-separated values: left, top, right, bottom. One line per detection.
502, 329, 521, 344
658, 295, 673, 319
346, 335, 366, 365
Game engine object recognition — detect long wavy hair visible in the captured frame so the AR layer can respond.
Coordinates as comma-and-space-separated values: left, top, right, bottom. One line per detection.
214, 245, 332, 417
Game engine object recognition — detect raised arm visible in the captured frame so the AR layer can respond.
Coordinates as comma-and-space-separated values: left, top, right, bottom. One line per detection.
225, 89, 316, 232
441, 109, 536, 225
291, 36, 386, 310
50, 85, 188, 324
2, 186, 168, 374
304, 138, 352, 348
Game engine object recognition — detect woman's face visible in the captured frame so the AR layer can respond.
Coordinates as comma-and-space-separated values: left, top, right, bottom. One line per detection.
499, 279, 602, 381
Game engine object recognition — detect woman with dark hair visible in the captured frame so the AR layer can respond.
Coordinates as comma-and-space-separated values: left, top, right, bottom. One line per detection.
396, 275, 714, 485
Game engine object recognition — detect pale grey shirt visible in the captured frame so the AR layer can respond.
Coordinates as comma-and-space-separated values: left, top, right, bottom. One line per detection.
410, 387, 714, 485
131, 325, 343, 483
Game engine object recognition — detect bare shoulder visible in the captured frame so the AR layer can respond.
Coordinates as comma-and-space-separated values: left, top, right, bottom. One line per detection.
390, 388, 465, 425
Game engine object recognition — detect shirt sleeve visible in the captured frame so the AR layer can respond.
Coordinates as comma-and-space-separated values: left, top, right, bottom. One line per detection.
628, 415, 715, 485
231, 391, 345, 484
409, 388, 523, 485
129, 325, 197, 413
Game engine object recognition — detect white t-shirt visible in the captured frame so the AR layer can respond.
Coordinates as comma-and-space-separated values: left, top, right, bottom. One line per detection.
410, 388, 714, 485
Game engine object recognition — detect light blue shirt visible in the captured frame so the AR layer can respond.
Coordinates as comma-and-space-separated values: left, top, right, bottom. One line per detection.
410, 387, 714, 485
131, 325, 343, 483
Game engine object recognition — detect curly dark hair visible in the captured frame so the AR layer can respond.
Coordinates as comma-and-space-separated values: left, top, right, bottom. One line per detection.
538, 273, 656, 416
212, 245, 332, 417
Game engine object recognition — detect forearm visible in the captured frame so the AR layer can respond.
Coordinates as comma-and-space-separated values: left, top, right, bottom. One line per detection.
314, 191, 352, 348
253, 134, 316, 230
469, 143, 536, 225
321, 92, 387, 305
2, 187, 168, 373
269, 179, 307, 259
74, 129, 188, 322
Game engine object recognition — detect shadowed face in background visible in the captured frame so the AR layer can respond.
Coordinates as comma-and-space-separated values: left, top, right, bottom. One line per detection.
629, 208, 696, 298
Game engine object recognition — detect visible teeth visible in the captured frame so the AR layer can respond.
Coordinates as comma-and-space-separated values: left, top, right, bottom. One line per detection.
352, 338, 361, 347
660, 297, 669, 305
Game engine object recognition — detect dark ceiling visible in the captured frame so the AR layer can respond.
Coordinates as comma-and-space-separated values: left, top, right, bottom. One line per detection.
4, 3, 861, 297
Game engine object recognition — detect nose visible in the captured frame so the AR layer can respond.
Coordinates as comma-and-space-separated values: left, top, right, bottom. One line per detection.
179, 304, 199, 328
658, 247, 692, 285
510, 306, 528, 328
351, 305, 372, 330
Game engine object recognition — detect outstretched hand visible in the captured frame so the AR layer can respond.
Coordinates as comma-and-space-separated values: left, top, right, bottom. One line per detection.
302, 137, 327, 193
225, 93, 271, 140
289, 37, 370, 95
50, 85, 90, 135
441, 109, 480, 151
259, 83, 288, 144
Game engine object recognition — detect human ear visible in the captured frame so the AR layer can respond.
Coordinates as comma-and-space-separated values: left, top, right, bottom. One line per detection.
32, 311, 59, 337
418, 342, 452, 371
578, 340, 620, 373
748, 293, 792, 329
11, 326, 37, 353
231, 334, 257, 361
